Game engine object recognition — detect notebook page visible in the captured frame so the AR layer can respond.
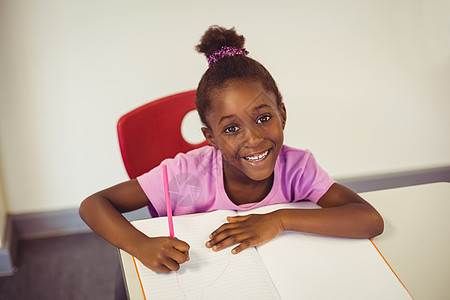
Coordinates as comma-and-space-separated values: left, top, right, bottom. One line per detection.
249, 203, 411, 299
131, 210, 280, 299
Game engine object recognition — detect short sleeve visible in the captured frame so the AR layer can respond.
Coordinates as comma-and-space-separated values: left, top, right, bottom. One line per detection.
136, 163, 167, 217
293, 150, 335, 203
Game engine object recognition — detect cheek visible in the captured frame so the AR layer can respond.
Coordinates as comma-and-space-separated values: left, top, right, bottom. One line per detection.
217, 136, 241, 158
267, 124, 284, 141
276, 127, 284, 142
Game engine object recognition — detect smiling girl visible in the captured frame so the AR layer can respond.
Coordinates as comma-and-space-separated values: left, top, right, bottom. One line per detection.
80, 25, 383, 274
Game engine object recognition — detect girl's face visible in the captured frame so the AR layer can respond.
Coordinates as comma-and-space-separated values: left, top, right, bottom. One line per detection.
202, 80, 286, 182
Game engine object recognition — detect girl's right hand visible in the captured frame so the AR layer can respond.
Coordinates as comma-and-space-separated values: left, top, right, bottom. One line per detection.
135, 237, 190, 273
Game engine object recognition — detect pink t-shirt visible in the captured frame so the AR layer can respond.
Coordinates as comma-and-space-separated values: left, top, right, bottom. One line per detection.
137, 145, 335, 217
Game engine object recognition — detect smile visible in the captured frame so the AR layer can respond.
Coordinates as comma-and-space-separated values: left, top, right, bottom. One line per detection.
243, 150, 269, 162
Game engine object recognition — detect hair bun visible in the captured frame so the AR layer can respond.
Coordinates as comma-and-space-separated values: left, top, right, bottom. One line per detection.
196, 25, 245, 57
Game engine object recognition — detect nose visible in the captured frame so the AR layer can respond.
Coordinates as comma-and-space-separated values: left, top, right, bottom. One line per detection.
242, 125, 264, 147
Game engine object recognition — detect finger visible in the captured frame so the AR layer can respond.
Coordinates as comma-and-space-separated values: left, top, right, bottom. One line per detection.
170, 238, 190, 262
226, 215, 250, 223
207, 227, 243, 247
162, 257, 181, 272
171, 238, 190, 253
154, 264, 172, 274
211, 232, 249, 251
231, 239, 253, 255
209, 222, 240, 239
167, 248, 190, 264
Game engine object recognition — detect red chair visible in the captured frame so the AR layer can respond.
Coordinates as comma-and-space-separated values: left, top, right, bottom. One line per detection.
117, 90, 208, 180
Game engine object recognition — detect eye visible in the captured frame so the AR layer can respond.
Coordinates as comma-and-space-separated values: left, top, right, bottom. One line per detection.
257, 115, 271, 124
224, 125, 239, 133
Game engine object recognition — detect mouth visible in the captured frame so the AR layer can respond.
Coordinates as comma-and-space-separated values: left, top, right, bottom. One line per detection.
242, 149, 270, 162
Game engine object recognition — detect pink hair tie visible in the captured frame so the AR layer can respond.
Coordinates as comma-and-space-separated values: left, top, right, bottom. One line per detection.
207, 46, 249, 66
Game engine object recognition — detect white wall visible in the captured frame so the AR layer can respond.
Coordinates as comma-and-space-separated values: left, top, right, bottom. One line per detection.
0, 0, 449, 214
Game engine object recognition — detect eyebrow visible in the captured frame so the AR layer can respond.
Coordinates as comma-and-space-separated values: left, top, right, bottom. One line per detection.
217, 104, 273, 125
218, 114, 235, 125
253, 104, 272, 111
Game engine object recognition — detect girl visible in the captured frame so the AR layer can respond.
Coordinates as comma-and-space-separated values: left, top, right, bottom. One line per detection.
79, 25, 383, 274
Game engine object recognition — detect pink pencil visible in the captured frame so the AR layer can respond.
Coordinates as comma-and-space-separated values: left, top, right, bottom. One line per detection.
162, 165, 175, 238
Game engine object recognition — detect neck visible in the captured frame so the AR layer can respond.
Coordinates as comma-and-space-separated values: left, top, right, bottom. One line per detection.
223, 164, 274, 205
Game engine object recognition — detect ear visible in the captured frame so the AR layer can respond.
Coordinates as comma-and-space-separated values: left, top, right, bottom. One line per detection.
279, 102, 287, 129
201, 127, 218, 148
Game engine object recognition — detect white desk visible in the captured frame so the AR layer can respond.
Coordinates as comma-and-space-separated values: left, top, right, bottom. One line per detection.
120, 248, 145, 300
120, 182, 449, 299
361, 182, 450, 300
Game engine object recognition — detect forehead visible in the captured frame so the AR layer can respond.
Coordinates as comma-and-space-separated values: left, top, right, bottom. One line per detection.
209, 81, 278, 118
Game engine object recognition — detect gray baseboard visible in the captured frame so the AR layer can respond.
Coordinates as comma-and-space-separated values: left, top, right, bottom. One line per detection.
0, 216, 19, 276
10, 206, 151, 241
1, 165, 449, 276
11, 209, 91, 240
337, 165, 450, 193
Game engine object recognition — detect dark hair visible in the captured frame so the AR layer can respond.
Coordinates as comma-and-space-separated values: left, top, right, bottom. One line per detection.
195, 25, 283, 127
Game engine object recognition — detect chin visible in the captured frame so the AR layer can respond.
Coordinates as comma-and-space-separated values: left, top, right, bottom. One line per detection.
244, 167, 275, 182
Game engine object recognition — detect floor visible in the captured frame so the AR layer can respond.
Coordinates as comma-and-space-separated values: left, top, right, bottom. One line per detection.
0, 232, 126, 300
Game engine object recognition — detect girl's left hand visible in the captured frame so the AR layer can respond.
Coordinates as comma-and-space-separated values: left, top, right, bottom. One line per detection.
205, 212, 284, 254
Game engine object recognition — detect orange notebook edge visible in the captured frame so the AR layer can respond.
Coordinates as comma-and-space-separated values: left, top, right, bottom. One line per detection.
369, 238, 414, 299
132, 256, 147, 300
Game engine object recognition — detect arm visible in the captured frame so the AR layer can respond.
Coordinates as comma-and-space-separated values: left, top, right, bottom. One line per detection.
79, 179, 190, 273
206, 183, 384, 254
278, 183, 384, 238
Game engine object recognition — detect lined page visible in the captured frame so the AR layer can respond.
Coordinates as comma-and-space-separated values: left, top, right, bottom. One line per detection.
247, 202, 412, 299
131, 210, 280, 299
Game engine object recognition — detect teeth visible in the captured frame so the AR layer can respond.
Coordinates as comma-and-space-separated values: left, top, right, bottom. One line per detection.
244, 150, 269, 162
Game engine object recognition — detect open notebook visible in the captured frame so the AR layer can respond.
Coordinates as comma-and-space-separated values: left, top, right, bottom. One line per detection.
130, 202, 411, 299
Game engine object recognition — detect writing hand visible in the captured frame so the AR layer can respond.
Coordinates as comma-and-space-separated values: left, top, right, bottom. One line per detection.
136, 237, 190, 273
205, 212, 283, 254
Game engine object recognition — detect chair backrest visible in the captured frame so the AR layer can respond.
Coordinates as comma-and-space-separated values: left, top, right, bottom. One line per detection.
117, 90, 208, 179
